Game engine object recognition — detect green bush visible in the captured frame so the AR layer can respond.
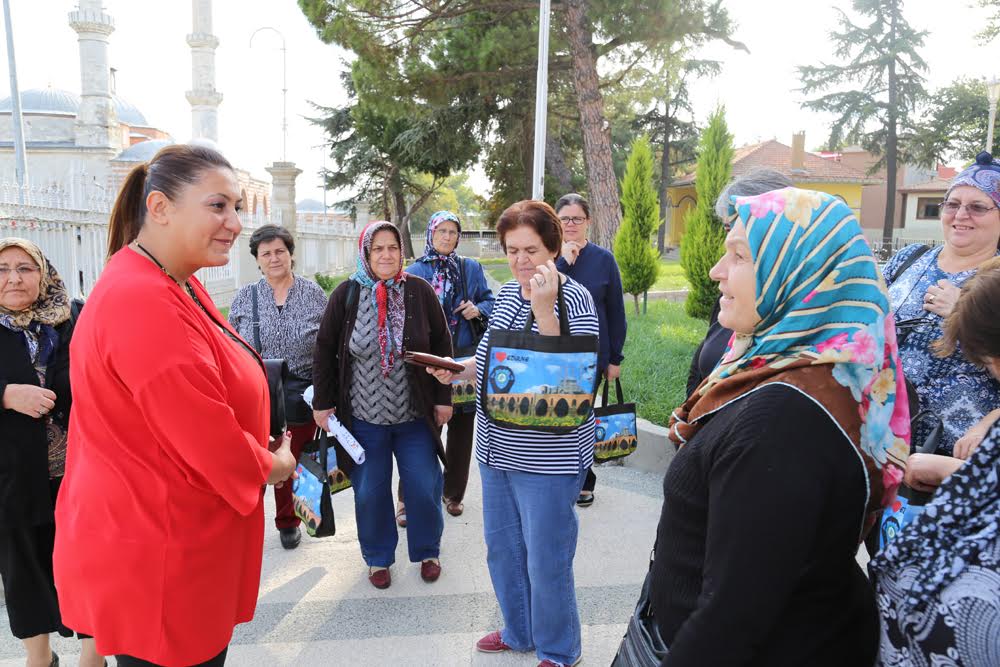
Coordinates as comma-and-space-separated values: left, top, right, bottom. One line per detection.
615, 136, 661, 314
314, 273, 340, 293
680, 106, 733, 320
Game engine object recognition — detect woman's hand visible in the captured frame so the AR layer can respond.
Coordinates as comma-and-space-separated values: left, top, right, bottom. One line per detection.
561, 241, 582, 266
454, 300, 480, 320
606, 364, 621, 381
903, 453, 964, 493
923, 279, 961, 318
313, 407, 336, 431
529, 261, 560, 331
426, 357, 476, 384
1, 383, 56, 419
434, 405, 453, 426
267, 431, 298, 487
953, 408, 1000, 460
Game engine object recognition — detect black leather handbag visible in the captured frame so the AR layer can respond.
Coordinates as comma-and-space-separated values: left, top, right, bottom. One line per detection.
251, 284, 312, 427
612, 555, 668, 666
263, 358, 288, 439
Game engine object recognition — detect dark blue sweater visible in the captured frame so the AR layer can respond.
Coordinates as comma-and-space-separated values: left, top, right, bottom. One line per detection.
556, 242, 627, 371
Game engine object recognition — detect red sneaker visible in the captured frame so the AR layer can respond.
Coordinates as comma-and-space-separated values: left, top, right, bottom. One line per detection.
421, 559, 441, 582
368, 567, 391, 589
476, 630, 513, 653
538, 658, 581, 666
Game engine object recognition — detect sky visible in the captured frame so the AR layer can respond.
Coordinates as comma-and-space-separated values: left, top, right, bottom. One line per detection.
1, 1, 997, 204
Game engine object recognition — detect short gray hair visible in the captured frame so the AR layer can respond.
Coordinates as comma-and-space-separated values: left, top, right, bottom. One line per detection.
714, 168, 795, 221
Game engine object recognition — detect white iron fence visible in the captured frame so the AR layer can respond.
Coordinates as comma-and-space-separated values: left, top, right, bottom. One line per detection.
0, 182, 359, 308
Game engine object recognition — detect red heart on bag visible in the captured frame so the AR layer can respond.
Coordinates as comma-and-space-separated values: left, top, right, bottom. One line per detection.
892, 500, 902, 512
495, 351, 507, 362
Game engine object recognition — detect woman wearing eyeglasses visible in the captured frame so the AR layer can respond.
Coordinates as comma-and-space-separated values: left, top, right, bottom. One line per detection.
554, 193, 626, 507
883, 152, 1000, 459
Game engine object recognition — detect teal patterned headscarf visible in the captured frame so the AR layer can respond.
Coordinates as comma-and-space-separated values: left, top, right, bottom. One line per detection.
670, 188, 909, 540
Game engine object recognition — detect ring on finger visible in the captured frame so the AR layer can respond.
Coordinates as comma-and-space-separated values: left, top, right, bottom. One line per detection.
928, 294, 936, 303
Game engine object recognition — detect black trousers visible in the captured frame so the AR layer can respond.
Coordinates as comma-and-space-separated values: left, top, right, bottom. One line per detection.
442, 411, 476, 503
581, 466, 597, 493
0, 478, 74, 640
116, 647, 228, 667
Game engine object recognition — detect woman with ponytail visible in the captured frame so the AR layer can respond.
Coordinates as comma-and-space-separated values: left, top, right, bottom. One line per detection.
53, 144, 297, 667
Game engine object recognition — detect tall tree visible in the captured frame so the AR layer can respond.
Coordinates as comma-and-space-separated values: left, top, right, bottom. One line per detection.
680, 107, 732, 320
615, 135, 660, 314
798, 0, 927, 244
909, 79, 1000, 166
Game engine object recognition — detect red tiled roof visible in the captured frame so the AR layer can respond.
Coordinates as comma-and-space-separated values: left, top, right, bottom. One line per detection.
672, 139, 881, 187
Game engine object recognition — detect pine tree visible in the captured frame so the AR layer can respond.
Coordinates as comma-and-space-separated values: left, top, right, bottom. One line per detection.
614, 136, 660, 315
680, 106, 733, 320
798, 0, 927, 244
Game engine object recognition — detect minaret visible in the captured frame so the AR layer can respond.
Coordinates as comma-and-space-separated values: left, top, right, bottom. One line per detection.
186, 0, 222, 142
68, 0, 118, 148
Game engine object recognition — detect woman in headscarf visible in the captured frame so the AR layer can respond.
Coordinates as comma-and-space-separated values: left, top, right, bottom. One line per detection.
638, 189, 908, 665
0, 238, 102, 667
403, 211, 494, 518
312, 221, 453, 589
870, 257, 1000, 666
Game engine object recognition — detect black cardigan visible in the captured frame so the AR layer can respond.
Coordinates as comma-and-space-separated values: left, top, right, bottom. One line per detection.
0, 319, 74, 525
312, 276, 453, 474
650, 384, 878, 667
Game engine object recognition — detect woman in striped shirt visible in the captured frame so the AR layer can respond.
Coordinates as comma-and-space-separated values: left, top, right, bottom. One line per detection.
428, 200, 598, 667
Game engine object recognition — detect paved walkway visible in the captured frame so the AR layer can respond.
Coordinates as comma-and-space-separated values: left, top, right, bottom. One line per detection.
0, 461, 663, 666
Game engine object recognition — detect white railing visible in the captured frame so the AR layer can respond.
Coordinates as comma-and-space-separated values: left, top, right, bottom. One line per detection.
862, 231, 941, 262
0, 184, 360, 306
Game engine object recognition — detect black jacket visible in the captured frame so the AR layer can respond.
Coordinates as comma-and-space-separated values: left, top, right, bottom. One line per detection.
312, 276, 453, 474
0, 318, 74, 525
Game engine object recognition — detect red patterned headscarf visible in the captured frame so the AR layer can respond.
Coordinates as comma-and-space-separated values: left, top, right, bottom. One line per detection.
350, 221, 406, 376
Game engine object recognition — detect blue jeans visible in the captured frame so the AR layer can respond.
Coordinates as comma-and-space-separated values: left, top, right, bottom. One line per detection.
479, 463, 586, 665
350, 419, 444, 567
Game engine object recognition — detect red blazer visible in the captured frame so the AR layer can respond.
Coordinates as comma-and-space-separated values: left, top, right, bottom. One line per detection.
54, 248, 273, 665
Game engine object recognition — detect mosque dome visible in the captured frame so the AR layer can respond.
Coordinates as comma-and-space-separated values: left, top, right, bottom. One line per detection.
0, 88, 80, 116
112, 139, 174, 162
0, 88, 150, 127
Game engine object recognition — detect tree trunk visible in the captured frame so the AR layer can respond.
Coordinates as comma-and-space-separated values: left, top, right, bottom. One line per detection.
563, 0, 622, 249
546, 133, 574, 193
882, 7, 899, 247
388, 168, 416, 259
657, 113, 673, 255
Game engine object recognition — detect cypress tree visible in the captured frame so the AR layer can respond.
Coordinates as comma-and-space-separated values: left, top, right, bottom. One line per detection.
680, 106, 733, 320
614, 136, 661, 315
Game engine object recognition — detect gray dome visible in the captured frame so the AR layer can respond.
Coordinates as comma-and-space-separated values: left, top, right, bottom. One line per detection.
0, 89, 150, 127
113, 95, 148, 127
0, 88, 80, 116
112, 139, 174, 162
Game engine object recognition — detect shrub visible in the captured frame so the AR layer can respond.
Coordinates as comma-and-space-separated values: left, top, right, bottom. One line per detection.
615, 136, 661, 314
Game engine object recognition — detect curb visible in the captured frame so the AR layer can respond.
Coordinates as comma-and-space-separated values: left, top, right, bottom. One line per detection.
645, 289, 688, 302
625, 417, 675, 476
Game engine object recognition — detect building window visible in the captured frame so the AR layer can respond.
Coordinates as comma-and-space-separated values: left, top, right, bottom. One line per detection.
916, 197, 943, 220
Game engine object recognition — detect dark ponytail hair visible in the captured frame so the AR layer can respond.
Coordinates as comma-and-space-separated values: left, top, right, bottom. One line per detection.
106, 143, 234, 258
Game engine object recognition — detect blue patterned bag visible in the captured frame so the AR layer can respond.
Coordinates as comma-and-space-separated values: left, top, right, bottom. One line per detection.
292, 430, 337, 538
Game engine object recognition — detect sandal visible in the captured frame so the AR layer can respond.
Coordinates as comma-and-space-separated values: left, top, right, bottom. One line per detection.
395, 502, 407, 528
576, 492, 595, 507
446, 500, 464, 516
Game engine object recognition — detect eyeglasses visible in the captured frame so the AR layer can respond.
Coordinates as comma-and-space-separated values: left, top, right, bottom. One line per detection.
941, 200, 998, 217
433, 229, 459, 237
559, 216, 588, 226
0, 266, 40, 279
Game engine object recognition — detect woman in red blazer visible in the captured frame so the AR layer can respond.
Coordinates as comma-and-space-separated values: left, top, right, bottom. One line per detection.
53, 144, 297, 667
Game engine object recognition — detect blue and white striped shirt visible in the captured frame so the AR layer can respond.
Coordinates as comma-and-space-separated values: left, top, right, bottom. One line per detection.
474, 277, 599, 475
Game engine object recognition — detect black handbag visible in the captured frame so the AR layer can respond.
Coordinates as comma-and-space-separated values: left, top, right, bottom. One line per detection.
291, 429, 337, 538
612, 553, 668, 666
251, 284, 312, 427
481, 280, 599, 433
459, 257, 489, 342
262, 358, 288, 439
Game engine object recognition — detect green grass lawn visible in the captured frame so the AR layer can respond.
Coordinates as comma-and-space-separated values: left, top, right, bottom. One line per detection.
652, 259, 689, 291
619, 300, 707, 427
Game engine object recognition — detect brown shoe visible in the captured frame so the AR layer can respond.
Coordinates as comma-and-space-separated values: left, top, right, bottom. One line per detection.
420, 559, 441, 582
446, 500, 464, 516
368, 567, 391, 589
395, 502, 407, 528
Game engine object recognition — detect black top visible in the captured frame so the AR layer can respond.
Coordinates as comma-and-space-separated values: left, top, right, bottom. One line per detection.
0, 319, 74, 525
685, 299, 731, 397
650, 384, 878, 667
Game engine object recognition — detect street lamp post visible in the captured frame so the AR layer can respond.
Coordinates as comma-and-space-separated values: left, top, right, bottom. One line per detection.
250, 26, 288, 162
986, 77, 1000, 153
2, 0, 27, 197
530, 0, 551, 200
